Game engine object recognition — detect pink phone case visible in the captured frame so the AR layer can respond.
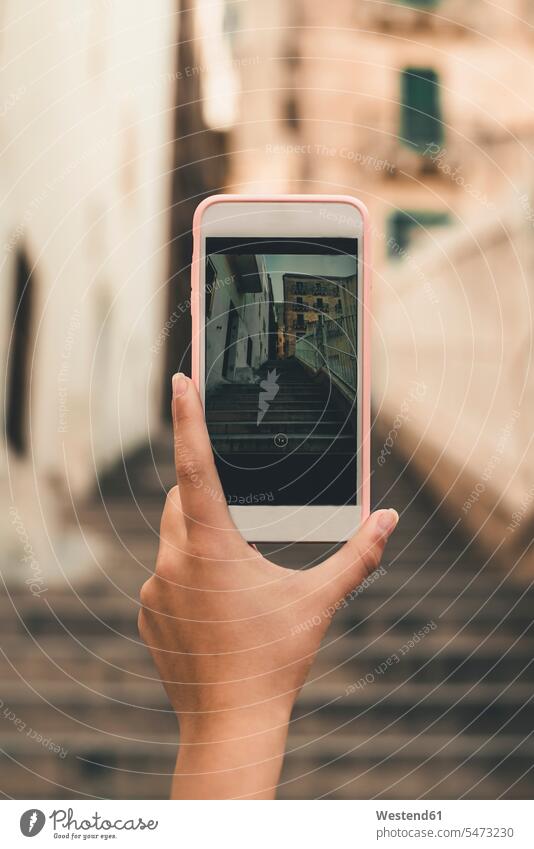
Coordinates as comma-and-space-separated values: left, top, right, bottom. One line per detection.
191, 194, 371, 522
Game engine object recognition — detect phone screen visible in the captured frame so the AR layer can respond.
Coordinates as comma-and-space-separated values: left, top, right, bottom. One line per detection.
204, 236, 358, 506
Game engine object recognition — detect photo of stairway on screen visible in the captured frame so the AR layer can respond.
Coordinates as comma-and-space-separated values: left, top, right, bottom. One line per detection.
204, 236, 358, 506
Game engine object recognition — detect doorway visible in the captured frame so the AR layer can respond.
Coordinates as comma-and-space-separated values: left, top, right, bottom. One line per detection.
6, 249, 34, 455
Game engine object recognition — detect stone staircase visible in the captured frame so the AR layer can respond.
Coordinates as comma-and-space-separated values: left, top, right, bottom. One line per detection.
279, 456, 534, 798
206, 357, 357, 504
1, 432, 533, 799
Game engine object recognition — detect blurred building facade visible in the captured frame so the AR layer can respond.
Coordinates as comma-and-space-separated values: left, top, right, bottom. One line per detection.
283, 273, 350, 355
0, 3, 178, 581
205, 252, 273, 389
229, 0, 534, 264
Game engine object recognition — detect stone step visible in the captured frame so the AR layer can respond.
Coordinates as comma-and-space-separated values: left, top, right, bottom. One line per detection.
340, 595, 534, 629
210, 434, 354, 453
2, 631, 533, 685
207, 409, 346, 423
292, 680, 534, 734
209, 421, 351, 436
0, 730, 530, 800
1, 593, 531, 641
206, 404, 333, 417
283, 731, 534, 766
5, 583, 528, 614
318, 627, 534, 659
0, 647, 154, 684
279, 759, 529, 800
2, 676, 530, 707
207, 386, 328, 398
312, 639, 534, 684
0, 734, 175, 799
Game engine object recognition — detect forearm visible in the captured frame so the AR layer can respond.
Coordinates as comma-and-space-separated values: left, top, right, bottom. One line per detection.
171, 708, 291, 799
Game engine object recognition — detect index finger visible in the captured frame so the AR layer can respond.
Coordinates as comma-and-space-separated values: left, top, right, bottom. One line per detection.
171, 372, 234, 533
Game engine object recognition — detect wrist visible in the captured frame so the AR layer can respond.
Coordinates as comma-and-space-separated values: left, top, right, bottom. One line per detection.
172, 704, 292, 799
178, 701, 292, 746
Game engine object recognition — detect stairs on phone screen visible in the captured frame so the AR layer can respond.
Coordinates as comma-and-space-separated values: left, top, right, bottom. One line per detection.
1, 431, 534, 799
206, 357, 356, 504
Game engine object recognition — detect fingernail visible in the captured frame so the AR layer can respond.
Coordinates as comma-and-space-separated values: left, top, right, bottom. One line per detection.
172, 372, 188, 397
376, 508, 399, 537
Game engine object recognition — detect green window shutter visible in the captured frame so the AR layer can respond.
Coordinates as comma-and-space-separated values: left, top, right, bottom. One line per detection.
400, 67, 443, 153
396, 0, 440, 7
388, 210, 450, 256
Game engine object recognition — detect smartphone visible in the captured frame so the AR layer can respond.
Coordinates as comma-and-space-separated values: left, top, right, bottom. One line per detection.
191, 195, 370, 542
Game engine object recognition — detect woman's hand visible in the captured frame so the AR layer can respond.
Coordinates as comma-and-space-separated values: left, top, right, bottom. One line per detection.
138, 373, 398, 799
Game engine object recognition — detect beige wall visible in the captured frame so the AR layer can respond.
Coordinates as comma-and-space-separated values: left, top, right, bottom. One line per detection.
374, 198, 534, 575
0, 1, 178, 582
224, 0, 302, 192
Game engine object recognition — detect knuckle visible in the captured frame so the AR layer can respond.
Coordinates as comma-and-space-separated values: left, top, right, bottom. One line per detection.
139, 578, 155, 609
358, 542, 381, 578
174, 440, 203, 488
155, 555, 176, 583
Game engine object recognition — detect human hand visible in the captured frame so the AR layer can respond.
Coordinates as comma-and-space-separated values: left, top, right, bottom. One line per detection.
138, 373, 398, 798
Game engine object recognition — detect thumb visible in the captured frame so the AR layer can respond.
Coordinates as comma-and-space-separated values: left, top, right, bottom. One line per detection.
309, 509, 399, 604
171, 372, 234, 533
